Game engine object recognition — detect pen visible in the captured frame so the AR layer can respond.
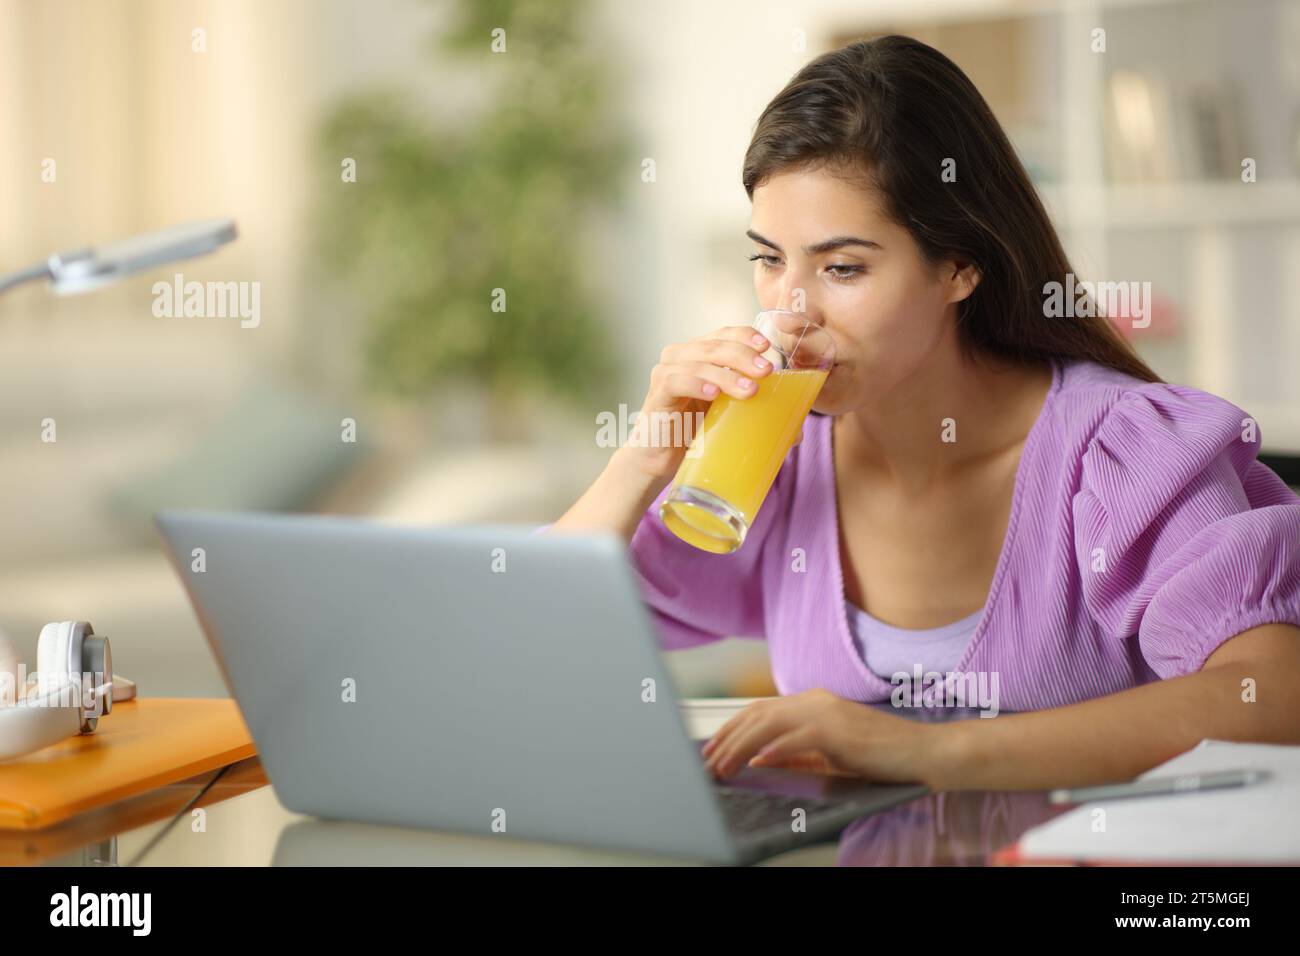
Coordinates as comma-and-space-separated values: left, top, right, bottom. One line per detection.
1048, 768, 1271, 805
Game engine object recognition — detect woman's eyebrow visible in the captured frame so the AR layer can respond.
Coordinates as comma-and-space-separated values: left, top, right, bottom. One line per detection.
746, 229, 882, 255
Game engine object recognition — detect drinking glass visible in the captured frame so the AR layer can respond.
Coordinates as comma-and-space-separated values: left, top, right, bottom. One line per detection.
659, 309, 835, 553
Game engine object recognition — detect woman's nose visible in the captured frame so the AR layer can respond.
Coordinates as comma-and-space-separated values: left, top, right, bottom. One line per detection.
776, 278, 815, 316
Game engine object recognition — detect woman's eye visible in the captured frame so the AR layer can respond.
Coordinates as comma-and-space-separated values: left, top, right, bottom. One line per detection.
826, 264, 863, 281
747, 255, 861, 282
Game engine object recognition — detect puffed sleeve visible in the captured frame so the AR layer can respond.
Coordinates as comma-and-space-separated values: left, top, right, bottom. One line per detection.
1073, 383, 1300, 679
626, 461, 787, 651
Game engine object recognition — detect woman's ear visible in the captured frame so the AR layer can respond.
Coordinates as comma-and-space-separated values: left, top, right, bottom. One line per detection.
946, 261, 981, 305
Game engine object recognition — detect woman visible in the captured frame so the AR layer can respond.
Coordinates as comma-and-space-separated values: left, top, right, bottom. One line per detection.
549, 36, 1300, 790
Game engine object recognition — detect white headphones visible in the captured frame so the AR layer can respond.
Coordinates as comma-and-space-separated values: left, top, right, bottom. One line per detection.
0, 622, 137, 762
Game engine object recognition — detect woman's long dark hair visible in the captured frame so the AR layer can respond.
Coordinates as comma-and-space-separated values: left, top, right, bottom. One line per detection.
743, 35, 1161, 383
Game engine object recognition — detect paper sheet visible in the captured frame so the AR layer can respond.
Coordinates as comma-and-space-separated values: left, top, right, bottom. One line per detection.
1019, 739, 1300, 863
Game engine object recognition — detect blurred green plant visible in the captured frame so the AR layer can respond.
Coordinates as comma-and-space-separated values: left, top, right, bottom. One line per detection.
314, 0, 635, 412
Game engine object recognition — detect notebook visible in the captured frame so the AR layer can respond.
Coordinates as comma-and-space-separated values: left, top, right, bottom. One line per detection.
677, 697, 771, 739
995, 739, 1300, 865
0, 698, 256, 830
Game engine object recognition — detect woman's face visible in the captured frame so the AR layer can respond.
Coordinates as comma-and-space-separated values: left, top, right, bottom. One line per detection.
748, 164, 975, 414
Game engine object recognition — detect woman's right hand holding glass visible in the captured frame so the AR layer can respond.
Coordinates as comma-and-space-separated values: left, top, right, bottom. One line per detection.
616, 325, 774, 480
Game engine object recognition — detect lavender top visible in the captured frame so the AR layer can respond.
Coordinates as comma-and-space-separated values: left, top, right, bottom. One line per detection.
627, 359, 1300, 710
845, 599, 983, 681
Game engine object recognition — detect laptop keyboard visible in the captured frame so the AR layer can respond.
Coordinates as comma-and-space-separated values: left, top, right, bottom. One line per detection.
713, 786, 845, 835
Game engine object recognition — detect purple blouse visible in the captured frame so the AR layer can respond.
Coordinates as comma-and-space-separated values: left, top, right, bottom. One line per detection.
627, 358, 1300, 711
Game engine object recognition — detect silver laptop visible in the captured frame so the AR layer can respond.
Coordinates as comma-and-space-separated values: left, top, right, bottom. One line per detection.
156, 510, 927, 865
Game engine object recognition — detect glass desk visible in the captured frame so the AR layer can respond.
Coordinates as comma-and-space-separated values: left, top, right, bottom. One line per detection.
5, 703, 1066, 866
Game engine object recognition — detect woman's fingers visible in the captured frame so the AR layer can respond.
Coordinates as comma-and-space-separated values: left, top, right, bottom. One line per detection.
700, 710, 747, 757
624, 326, 776, 477
707, 707, 809, 779
700, 701, 768, 769
641, 326, 774, 421
660, 337, 773, 379
652, 363, 760, 404
747, 734, 830, 772
647, 370, 720, 404
690, 325, 770, 350
704, 692, 846, 779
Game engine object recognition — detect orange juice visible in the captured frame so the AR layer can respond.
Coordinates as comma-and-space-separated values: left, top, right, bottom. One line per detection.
660, 368, 827, 553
